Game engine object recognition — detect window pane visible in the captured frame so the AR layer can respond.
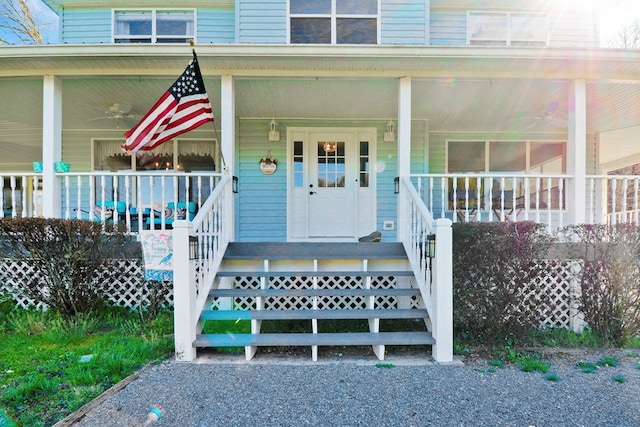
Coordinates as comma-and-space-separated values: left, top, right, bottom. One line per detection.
337, 18, 377, 44
511, 14, 547, 41
448, 141, 485, 172
290, 0, 330, 14
157, 11, 194, 36
468, 12, 507, 41
337, 0, 377, 15
291, 18, 331, 43
530, 142, 564, 173
115, 11, 151, 36
489, 141, 526, 172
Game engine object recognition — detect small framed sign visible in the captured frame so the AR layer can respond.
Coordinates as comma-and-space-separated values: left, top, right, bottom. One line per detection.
259, 156, 277, 175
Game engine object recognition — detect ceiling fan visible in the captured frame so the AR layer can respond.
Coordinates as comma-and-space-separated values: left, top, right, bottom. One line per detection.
88, 102, 140, 126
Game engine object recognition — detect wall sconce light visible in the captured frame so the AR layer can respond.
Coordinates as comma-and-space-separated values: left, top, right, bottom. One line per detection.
268, 119, 280, 141
232, 176, 239, 193
394, 176, 399, 194
189, 236, 198, 260
426, 233, 436, 285
384, 120, 396, 142
426, 234, 436, 259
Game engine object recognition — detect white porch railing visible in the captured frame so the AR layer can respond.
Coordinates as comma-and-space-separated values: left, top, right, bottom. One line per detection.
0, 174, 43, 218
2, 171, 223, 233
172, 174, 233, 361
398, 176, 453, 363
586, 175, 640, 226
412, 173, 569, 231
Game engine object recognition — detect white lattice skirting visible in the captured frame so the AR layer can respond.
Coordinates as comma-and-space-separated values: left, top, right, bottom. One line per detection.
0, 259, 173, 310
1, 258, 583, 330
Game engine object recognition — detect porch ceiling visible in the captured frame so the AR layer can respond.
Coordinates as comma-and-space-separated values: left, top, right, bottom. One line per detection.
1, 44, 640, 167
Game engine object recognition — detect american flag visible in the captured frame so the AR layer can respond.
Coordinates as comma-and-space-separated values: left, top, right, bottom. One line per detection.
122, 54, 214, 152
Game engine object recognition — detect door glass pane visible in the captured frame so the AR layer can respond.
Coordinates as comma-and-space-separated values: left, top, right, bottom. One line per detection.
337, 0, 377, 14
337, 18, 377, 44
359, 141, 369, 188
489, 141, 526, 172
291, 18, 331, 43
294, 141, 304, 188
317, 141, 345, 188
290, 0, 331, 14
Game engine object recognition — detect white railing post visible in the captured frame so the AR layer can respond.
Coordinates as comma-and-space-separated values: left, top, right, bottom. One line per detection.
172, 220, 197, 361
432, 218, 453, 363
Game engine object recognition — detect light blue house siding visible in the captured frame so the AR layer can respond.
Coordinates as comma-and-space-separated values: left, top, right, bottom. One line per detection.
61, 8, 111, 44
59, 7, 236, 45
235, 119, 428, 242
380, 0, 430, 45
237, 0, 287, 44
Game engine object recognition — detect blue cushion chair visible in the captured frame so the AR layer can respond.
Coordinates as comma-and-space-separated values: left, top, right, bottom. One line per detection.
146, 201, 197, 229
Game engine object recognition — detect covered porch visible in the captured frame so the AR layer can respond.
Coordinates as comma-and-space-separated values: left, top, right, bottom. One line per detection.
3, 44, 640, 362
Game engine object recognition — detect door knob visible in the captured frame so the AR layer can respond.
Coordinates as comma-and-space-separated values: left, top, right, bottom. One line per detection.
309, 191, 316, 195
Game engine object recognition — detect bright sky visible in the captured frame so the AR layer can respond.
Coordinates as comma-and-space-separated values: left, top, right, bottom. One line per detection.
598, 0, 640, 45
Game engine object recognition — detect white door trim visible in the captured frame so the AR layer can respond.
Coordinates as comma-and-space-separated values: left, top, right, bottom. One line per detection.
287, 127, 377, 242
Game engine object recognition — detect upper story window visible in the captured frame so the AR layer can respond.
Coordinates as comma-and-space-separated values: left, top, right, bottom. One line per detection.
113, 10, 195, 44
467, 12, 548, 47
289, 0, 378, 44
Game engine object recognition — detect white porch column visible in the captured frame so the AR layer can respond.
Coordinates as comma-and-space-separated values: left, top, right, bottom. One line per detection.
42, 75, 62, 218
396, 77, 412, 239
567, 79, 587, 225
172, 220, 197, 361
432, 218, 453, 363
220, 75, 236, 239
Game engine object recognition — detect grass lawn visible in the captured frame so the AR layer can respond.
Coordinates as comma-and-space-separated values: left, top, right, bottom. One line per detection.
0, 307, 174, 427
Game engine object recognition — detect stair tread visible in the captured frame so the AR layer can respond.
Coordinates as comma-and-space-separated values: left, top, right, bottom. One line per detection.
224, 242, 408, 260
194, 331, 434, 347
201, 308, 429, 320
216, 270, 414, 277
209, 288, 421, 298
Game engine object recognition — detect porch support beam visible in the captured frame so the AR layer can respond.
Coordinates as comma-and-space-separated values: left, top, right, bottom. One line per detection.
220, 74, 236, 240
567, 79, 587, 225
42, 75, 62, 218
397, 77, 412, 239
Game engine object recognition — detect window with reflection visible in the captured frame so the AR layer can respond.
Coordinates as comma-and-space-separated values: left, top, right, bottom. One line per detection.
468, 11, 548, 47
93, 138, 217, 206
114, 9, 194, 44
290, 0, 378, 44
447, 140, 565, 209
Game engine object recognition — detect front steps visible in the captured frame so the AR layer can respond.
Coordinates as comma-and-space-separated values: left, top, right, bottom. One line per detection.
194, 242, 434, 361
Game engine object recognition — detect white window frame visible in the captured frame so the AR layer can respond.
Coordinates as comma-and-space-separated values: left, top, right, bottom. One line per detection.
467, 11, 548, 47
112, 9, 196, 44
445, 139, 565, 174
287, 0, 380, 45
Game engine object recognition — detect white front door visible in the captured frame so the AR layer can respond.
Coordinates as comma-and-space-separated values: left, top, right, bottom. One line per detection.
288, 128, 377, 241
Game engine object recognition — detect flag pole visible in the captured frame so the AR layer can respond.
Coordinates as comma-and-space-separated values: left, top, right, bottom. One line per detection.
191, 40, 228, 174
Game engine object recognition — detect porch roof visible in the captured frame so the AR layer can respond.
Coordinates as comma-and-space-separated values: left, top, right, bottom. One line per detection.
1, 44, 640, 80
1, 44, 640, 165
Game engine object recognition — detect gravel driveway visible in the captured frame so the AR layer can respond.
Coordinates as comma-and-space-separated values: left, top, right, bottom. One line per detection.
60, 348, 640, 427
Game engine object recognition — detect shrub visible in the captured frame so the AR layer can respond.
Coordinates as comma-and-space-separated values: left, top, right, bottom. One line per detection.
560, 224, 640, 345
0, 217, 128, 318
452, 221, 553, 343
